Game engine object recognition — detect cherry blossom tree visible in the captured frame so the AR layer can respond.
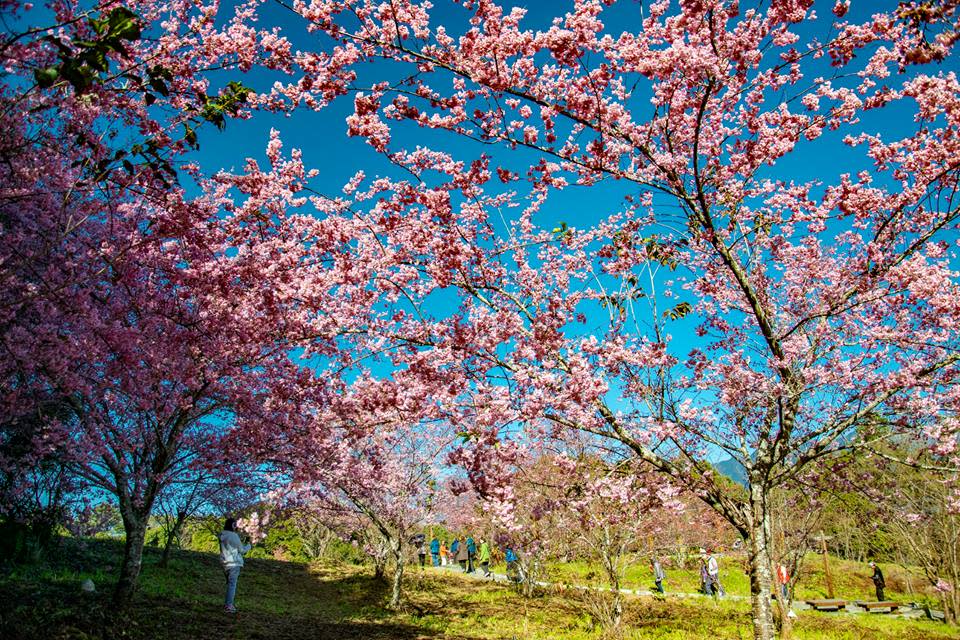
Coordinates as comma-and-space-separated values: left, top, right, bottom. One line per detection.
478, 458, 570, 598
650, 484, 738, 567
5, 3, 960, 639
0, 0, 328, 607
277, 381, 455, 608
154, 466, 260, 567
233, 3, 960, 638
288, 508, 338, 560
564, 459, 683, 628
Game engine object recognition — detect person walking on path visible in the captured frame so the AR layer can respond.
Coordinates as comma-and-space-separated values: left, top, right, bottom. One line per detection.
456, 536, 469, 571
440, 540, 449, 566
651, 556, 666, 594
466, 536, 477, 573
478, 538, 492, 578
430, 536, 440, 566
219, 517, 252, 614
705, 550, 724, 598
869, 562, 886, 601
417, 539, 427, 568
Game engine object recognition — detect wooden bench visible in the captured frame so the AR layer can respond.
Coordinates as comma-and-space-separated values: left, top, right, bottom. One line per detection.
855, 601, 900, 613
805, 599, 847, 611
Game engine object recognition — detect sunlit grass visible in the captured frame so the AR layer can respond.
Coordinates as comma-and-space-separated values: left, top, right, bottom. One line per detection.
542, 552, 939, 605
1, 538, 956, 639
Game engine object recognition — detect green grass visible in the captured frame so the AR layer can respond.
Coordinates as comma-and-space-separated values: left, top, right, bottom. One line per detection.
542, 553, 940, 605
1, 538, 956, 639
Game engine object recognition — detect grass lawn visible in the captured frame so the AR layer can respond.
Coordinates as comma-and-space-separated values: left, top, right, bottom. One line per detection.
542, 553, 941, 605
1, 538, 957, 639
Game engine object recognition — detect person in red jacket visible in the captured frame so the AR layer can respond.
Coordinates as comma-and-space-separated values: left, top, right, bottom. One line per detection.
776, 563, 790, 600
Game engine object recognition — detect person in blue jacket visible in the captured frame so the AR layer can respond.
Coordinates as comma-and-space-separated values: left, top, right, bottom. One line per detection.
505, 547, 523, 583
430, 536, 440, 566
466, 536, 477, 573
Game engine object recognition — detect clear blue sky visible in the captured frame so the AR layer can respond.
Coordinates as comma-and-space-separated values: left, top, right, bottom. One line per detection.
177, 2, 960, 437
17, 1, 960, 464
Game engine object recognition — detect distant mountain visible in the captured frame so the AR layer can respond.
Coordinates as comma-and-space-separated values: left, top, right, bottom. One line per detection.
714, 457, 748, 486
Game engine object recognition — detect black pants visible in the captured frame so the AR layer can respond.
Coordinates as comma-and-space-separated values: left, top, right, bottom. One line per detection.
467, 554, 474, 572
876, 585, 885, 601
418, 554, 425, 568
481, 561, 490, 576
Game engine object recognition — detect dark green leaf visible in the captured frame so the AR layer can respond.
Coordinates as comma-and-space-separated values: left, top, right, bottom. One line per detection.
34, 67, 59, 88
148, 76, 168, 96
184, 125, 198, 149
107, 7, 141, 41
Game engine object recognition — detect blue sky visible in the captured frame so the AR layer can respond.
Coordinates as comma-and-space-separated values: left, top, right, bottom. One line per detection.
170, 2, 960, 433
186, 0, 959, 186
15, 0, 960, 463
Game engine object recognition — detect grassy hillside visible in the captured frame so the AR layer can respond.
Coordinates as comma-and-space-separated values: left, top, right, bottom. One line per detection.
1, 538, 957, 640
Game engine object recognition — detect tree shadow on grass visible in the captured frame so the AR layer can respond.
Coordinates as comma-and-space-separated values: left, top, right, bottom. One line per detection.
0, 538, 438, 640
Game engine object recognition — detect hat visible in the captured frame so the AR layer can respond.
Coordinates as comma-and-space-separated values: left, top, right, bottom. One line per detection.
699, 548, 706, 554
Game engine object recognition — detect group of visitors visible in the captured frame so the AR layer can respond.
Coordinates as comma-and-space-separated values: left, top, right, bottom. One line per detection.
776, 560, 886, 603
215, 515, 889, 615
419, 534, 494, 578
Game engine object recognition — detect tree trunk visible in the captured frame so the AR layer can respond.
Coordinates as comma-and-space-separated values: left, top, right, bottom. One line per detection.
303, 525, 332, 560
373, 539, 389, 580
159, 510, 187, 568
520, 556, 539, 598
389, 542, 404, 608
114, 513, 147, 608
600, 533, 623, 629
943, 595, 957, 625
747, 483, 777, 640
609, 577, 623, 629
773, 583, 792, 639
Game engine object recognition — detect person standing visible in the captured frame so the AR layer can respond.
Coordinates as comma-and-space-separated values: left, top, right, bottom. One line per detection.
869, 562, 886, 601
430, 536, 440, 567
706, 550, 724, 598
417, 539, 427, 568
219, 517, 252, 614
456, 536, 469, 571
698, 549, 711, 595
505, 547, 519, 582
478, 538, 492, 578
466, 536, 476, 573
651, 556, 666, 594
776, 563, 790, 600
440, 539, 449, 566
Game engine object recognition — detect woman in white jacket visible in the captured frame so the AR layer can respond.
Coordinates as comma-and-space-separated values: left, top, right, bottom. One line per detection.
219, 518, 252, 613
